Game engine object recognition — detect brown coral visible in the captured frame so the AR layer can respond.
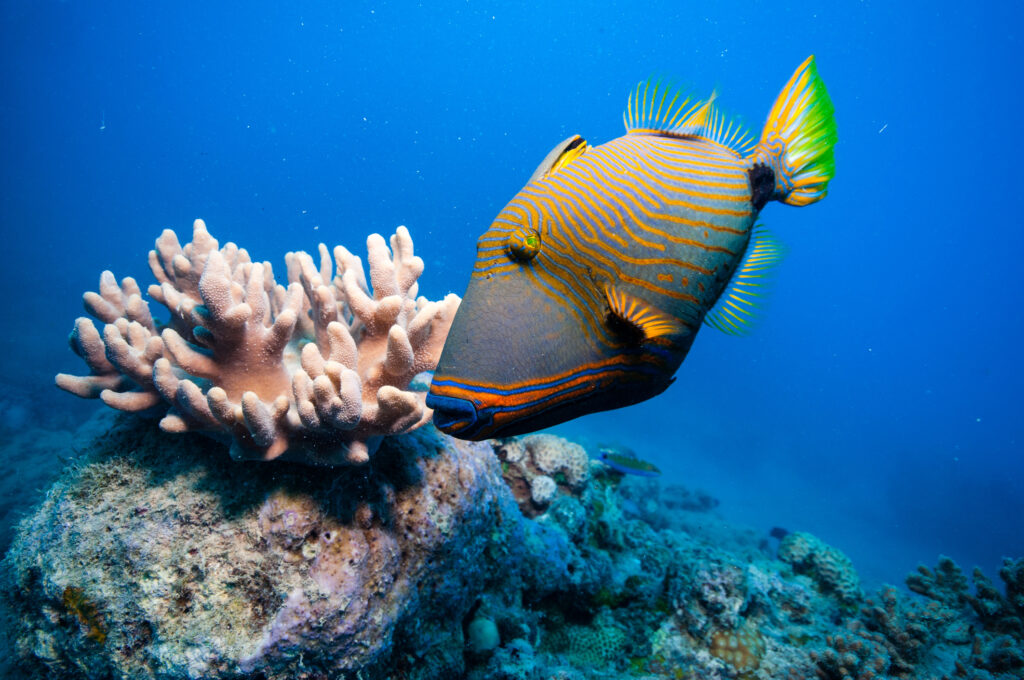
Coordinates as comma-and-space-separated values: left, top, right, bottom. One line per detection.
779, 531, 862, 605
56, 219, 460, 465
62, 586, 107, 644
709, 623, 765, 672
493, 434, 591, 516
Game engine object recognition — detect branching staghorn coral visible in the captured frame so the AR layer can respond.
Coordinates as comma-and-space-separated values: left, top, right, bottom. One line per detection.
56, 219, 460, 465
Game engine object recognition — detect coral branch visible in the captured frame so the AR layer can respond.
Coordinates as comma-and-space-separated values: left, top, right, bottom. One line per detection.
56, 219, 460, 465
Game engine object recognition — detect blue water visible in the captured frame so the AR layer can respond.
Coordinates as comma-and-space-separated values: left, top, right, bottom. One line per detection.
1, 1, 1021, 589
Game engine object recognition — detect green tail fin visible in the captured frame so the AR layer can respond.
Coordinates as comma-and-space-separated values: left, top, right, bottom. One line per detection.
748, 55, 837, 207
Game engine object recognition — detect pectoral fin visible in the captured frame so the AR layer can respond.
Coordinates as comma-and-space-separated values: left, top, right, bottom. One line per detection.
605, 285, 685, 344
704, 227, 786, 336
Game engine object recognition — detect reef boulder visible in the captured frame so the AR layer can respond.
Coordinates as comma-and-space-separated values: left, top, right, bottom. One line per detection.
0, 411, 533, 679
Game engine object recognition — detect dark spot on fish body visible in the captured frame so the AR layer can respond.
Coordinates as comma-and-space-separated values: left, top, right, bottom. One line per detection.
717, 261, 734, 285
605, 308, 646, 347
748, 162, 776, 212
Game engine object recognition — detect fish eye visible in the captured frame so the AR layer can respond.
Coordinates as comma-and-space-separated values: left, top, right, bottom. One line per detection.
506, 224, 541, 262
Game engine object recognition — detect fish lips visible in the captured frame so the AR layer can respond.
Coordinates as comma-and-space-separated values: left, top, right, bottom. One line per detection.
425, 390, 490, 439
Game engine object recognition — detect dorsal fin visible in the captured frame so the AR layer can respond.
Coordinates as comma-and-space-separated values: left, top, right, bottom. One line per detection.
528, 134, 588, 183
704, 104, 756, 155
623, 77, 754, 154
680, 91, 717, 131
703, 227, 786, 336
624, 78, 707, 136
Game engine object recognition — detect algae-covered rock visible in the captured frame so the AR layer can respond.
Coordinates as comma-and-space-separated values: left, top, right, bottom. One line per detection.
4, 412, 1021, 680
0, 413, 528, 679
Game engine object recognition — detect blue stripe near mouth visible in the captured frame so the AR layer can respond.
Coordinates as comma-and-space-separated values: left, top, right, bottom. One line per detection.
429, 360, 666, 398
426, 392, 484, 435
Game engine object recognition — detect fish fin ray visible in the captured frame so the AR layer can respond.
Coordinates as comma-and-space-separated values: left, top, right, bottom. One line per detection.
747, 55, 837, 207
703, 226, 786, 336
703, 104, 757, 155
605, 285, 685, 342
623, 77, 706, 136
624, 77, 754, 154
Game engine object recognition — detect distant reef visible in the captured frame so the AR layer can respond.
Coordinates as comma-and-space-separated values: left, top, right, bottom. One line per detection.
2, 410, 1022, 680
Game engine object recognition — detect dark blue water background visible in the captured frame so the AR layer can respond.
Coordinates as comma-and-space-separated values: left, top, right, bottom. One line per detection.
2, 1, 1021, 587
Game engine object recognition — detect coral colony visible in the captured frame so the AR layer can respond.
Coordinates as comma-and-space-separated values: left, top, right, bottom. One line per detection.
56, 219, 459, 465
0, 223, 1020, 679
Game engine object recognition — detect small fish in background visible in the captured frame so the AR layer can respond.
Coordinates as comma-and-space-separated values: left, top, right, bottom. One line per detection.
769, 526, 791, 541
597, 445, 662, 477
429, 56, 837, 440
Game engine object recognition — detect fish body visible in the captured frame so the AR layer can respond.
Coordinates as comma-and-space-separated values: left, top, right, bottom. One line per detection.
599, 448, 662, 477
428, 57, 836, 440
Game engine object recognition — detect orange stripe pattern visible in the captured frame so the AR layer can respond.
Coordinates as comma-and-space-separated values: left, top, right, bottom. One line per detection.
471, 132, 755, 355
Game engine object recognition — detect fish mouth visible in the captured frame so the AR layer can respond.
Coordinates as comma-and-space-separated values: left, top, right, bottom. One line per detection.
425, 387, 558, 440
425, 389, 560, 441
425, 392, 490, 439
427, 359, 679, 441
425, 377, 613, 441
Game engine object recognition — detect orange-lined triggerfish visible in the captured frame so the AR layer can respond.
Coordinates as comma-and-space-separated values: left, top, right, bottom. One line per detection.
428, 57, 837, 439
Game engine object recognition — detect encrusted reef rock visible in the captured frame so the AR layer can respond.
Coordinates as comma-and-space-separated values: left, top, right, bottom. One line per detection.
494, 434, 591, 517
806, 554, 1024, 680
4, 415, 1023, 680
778, 530, 862, 605
0, 411, 543, 680
56, 220, 460, 465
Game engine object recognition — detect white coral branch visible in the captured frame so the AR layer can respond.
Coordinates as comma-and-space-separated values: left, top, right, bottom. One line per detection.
56, 219, 460, 466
